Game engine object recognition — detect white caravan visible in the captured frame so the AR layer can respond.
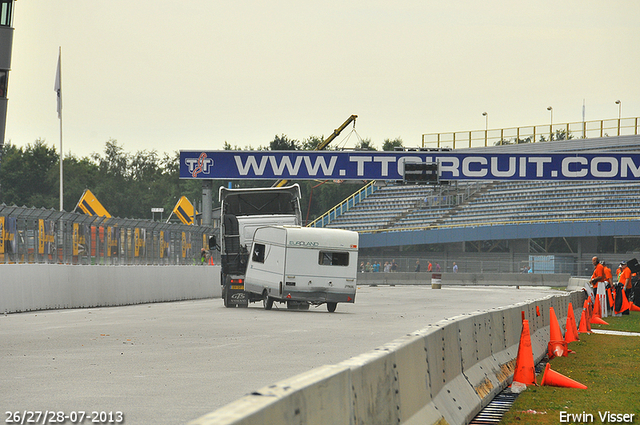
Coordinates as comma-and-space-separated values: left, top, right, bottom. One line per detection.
244, 226, 359, 312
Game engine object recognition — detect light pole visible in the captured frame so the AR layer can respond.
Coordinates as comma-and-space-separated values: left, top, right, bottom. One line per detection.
482, 112, 488, 145
615, 100, 621, 135
547, 106, 553, 141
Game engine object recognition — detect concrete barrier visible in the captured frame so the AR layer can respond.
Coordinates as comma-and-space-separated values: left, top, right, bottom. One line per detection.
357, 272, 572, 287
568, 277, 589, 291
188, 290, 586, 425
0, 264, 221, 313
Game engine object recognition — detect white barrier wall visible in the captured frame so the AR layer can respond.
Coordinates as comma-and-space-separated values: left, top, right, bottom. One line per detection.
0, 264, 221, 313
189, 290, 585, 425
357, 272, 572, 287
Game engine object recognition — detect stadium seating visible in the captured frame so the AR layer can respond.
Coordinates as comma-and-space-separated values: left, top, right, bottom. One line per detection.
323, 136, 640, 233
325, 179, 640, 232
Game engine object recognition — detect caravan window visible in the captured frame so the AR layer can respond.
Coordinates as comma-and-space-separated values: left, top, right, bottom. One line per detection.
319, 251, 349, 266
252, 243, 265, 263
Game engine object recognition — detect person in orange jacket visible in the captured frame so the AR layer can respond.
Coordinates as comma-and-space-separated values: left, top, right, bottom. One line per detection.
589, 256, 605, 297
601, 261, 613, 311
616, 261, 632, 316
602, 261, 613, 287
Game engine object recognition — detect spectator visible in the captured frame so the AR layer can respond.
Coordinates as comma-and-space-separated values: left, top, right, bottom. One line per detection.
415, 260, 420, 272
618, 261, 632, 311
200, 248, 207, 265
452, 262, 458, 273
435, 262, 441, 272
391, 259, 398, 272
427, 261, 433, 272
590, 256, 605, 298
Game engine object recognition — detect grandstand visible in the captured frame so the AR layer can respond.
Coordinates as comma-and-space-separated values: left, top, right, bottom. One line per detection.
316, 134, 640, 274
325, 179, 640, 233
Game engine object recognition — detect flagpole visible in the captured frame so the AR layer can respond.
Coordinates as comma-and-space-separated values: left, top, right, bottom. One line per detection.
56, 47, 63, 211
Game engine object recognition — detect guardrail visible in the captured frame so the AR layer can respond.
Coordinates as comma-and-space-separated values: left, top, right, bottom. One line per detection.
355, 271, 571, 287
307, 180, 377, 228
0, 264, 222, 314
368, 215, 640, 234
421, 117, 640, 149
189, 289, 585, 425
0, 204, 216, 265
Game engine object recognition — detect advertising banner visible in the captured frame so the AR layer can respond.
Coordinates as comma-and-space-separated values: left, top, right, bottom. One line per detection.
180, 151, 640, 181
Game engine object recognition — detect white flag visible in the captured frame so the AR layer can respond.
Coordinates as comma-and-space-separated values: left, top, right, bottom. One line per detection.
54, 49, 61, 119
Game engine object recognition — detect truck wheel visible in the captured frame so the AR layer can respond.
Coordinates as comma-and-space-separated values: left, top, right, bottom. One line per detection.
263, 291, 273, 310
327, 302, 337, 313
222, 287, 229, 308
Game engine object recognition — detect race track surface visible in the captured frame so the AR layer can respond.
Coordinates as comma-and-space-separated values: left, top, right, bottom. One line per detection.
1, 285, 560, 424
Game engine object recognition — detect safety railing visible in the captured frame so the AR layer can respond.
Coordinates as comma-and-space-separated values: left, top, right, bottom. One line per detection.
421, 117, 640, 149
306, 181, 377, 228
365, 215, 640, 234
0, 204, 217, 265
355, 257, 576, 275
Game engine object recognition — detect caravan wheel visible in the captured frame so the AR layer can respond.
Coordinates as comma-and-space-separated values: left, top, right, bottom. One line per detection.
263, 291, 273, 310
326, 302, 337, 313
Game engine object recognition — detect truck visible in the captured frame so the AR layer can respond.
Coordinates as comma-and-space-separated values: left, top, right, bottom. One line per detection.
244, 225, 359, 312
216, 184, 303, 307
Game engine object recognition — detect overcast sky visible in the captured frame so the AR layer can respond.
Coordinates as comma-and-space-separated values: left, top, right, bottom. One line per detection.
6, 1, 640, 159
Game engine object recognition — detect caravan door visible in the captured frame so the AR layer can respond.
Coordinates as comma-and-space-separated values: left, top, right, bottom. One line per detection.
244, 226, 287, 298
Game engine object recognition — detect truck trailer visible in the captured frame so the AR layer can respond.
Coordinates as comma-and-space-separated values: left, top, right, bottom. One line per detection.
244, 225, 359, 312
216, 184, 303, 307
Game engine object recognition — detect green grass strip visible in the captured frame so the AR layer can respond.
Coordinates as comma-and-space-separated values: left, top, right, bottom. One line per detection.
500, 313, 640, 424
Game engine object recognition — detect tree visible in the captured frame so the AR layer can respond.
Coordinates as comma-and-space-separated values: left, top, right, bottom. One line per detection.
270, 134, 300, 150
354, 138, 377, 151
539, 129, 573, 142
382, 137, 403, 151
0, 140, 59, 208
301, 135, 325, 151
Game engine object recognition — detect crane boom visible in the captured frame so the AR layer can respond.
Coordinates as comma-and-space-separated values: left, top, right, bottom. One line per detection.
273, 115, 357, 187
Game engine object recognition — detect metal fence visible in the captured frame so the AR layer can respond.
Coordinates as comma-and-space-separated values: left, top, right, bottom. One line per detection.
357, 255, 600, 277
0, 204, 218, 265
421, 117, 640, 149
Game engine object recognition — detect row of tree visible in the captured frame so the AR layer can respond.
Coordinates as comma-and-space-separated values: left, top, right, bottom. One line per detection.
0, 135, 404, 223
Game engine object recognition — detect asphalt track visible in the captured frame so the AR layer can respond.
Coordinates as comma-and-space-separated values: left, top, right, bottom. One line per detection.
0, 285, 560, 424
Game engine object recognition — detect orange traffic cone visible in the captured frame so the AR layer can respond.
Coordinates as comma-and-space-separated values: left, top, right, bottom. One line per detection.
591, 315, 609, 325
630, 302, 640, 312
512, 319, 536, 387
592, 294, 602, 317
548, 307, 567, 359
590, 295, 609, 325
536, 305, 541, 317
540, 363, 587, 389
621, 290, 632, 314
613, 286, 632, 315
578, 300, 590, 334
565, 303, 579, 344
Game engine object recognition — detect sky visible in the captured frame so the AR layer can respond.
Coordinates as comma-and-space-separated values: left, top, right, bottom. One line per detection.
5, 1, 640, 159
